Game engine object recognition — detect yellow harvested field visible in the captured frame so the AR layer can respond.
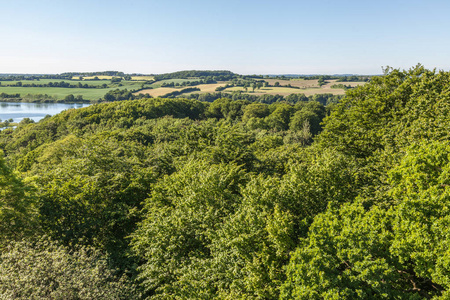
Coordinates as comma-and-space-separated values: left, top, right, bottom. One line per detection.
135, 83, 228, 97
263, 78, 320, 88
322, 79, 366, 88
82, 75, 115, 80
131, 76, 154, 81
196, 83, 227, 92
136, 87, 179, 97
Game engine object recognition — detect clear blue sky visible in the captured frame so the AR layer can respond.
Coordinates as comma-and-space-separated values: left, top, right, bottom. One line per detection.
2, 0, 450, 75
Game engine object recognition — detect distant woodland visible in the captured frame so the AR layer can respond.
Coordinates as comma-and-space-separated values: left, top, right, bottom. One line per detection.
2, 65, 450, 299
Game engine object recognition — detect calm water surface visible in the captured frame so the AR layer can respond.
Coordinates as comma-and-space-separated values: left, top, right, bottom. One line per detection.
0, 102, 90, 123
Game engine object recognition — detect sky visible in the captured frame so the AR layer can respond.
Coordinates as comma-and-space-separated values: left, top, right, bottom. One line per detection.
2, 0, 450, 75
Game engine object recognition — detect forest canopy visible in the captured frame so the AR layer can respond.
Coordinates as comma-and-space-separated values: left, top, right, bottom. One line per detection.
1, 65, 450, 299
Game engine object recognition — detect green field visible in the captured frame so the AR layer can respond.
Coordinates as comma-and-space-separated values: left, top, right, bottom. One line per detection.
0, 80, 146, 100
71, 75, 154, 81
1, 79, 116, 87
72, 75, 115, 80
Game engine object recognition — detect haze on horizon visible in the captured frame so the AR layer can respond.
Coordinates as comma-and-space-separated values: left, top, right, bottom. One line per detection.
2, 0, 450, 75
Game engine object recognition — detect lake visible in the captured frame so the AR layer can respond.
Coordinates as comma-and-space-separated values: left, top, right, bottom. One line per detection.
0, 102, 90, 123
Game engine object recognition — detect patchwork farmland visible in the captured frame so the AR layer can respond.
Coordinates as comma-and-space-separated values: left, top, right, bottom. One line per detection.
0, 71, 369, 103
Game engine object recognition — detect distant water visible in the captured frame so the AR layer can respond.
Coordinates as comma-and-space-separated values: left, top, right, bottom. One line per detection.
0, 102, 90, 123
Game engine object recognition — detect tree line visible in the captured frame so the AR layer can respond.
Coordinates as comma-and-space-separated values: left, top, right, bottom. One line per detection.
153, 70, 237, 81
160, 79, 215, 87
61, 71, 126, 77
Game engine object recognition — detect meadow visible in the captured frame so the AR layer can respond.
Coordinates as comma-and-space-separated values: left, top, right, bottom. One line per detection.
0, 80, 146, 100
71, 75, 154, 81
1, 79, 110, 86
72, 75, 114, 80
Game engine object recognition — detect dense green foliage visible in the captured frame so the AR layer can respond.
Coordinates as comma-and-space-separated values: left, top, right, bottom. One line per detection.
1, 65, 450, 298
153, 70, 237, 81
0, 238, 136, 299
281, 141, 450, 299
281, 65, 450, 299
61, 71, 126, 77
0, 153, 38, 246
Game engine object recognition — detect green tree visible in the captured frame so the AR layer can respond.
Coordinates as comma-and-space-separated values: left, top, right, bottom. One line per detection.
111, 77, 122, 83
265, 103, 294, 131
317, 64, 450, 158
317, 76, 325, 86
0, 238, 137, 299
206, 98, 249, 120
0, 153, 38, 246
131, 160, 247, 298
244, 83, 249, 92
290, 101, 326, 135
281, 141, 450, 299
64, 94, 75, 102
30, 136, 154, 268
242, 103, 270, 121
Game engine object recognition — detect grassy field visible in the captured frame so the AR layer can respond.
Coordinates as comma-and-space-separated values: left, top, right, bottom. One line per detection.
0, 81, 145, 100
72, 75, 115, 80
0, 86, 110, 100
0, 79, 114, 87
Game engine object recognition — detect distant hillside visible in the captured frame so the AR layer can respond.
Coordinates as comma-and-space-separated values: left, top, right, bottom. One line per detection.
61, 71, 126, 77
153, 70, 237, 81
